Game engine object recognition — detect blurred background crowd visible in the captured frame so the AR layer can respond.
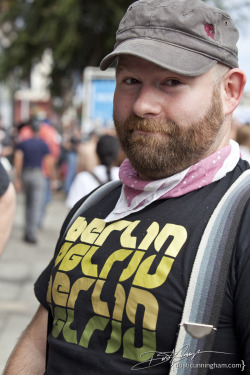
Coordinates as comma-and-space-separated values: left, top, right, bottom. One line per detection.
0, 113, 125, 244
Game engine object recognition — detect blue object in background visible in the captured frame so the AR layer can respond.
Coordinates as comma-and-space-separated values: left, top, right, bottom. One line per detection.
90, 79, 116, 125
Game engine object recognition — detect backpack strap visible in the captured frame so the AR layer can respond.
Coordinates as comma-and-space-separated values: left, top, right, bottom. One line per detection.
88, 170, 105, 186
170, 169, 250, 375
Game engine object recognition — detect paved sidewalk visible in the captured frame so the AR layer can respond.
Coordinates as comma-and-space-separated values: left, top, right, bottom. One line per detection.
0, 191, 68, 373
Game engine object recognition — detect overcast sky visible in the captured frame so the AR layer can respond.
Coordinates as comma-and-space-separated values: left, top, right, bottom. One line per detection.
230, 1, 250, 93
232, 15, 250, 121
238, 31, 250, 92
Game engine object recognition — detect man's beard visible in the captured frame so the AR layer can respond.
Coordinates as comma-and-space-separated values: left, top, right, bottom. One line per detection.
113, 85, 225, 180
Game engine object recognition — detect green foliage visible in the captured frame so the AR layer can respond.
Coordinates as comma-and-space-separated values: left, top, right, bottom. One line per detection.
0, 0, 133, 95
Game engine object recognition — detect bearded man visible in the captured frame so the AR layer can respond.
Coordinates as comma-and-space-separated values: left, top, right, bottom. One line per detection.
4, 1, 249, 374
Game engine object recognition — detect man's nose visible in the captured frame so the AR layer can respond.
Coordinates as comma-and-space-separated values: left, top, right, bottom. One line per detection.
132, 85, 162, 118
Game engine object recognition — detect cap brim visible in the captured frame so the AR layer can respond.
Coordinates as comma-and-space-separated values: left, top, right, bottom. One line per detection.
100, 38, 217, 76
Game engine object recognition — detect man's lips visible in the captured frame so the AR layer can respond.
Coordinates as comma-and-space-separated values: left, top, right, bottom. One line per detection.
133, 129, 161, 136
132, 129, 170, 139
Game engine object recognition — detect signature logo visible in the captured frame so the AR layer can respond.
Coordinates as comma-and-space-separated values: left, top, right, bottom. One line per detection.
131, 345, 245, 371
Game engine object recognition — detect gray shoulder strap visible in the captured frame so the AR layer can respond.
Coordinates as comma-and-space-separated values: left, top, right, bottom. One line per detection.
170, 169, 250, 375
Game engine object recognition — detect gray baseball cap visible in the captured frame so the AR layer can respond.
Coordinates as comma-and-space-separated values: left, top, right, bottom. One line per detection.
100, 0, 239, 76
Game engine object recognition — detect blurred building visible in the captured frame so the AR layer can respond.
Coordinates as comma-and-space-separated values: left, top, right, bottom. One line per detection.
14, 50, 53, 124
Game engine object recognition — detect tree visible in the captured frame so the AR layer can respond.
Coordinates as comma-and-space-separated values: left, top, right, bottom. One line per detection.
0, 0, 133, 98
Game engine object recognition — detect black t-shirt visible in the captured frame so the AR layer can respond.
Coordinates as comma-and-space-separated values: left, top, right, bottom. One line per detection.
35, 159, 250, 374
0, 161, 10, 197
16, 137, 50, 168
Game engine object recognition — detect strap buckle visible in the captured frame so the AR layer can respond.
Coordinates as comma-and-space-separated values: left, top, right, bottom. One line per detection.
180, 322, 217, 339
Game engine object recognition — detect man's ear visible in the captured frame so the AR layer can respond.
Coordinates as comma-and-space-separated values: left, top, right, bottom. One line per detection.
222, 68, 247, 115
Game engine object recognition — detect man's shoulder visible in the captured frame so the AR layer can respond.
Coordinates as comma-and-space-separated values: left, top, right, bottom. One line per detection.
34, 137, 50, 152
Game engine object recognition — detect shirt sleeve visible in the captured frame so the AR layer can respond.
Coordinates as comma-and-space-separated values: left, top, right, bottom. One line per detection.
43, 141, 50, 156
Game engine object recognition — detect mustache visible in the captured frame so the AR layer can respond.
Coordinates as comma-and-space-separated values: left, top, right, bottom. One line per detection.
117, 115, 180, 136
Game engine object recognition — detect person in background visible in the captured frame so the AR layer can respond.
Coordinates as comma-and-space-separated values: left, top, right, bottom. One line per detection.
14, 118, 52, 244
16, 121, 34, 141
0, 115, 15, 174
38, 119, 61, 227
236, 123, 250, 164
75, 131, 100, 174
61, 121, 82, 194
66, 134, 120, 208
0, 161, 16, 255
3, 0, 249, 374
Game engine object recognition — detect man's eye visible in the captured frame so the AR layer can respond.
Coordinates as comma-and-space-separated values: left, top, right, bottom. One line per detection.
123, 78, 139, 85
165, 79, 182, 87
